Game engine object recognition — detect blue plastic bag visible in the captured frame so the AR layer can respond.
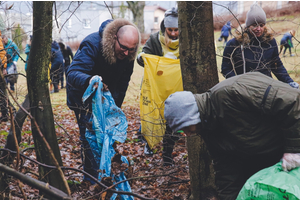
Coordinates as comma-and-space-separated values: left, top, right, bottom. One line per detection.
82, 76, 133, 200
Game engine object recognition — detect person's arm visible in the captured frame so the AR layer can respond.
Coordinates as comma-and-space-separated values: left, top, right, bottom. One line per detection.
66, 40, 98, 91
270, 39, 294, 83
67, 46, 74, 60
221, 39, 237, 78
267, 86, 300, 154
137, 32, 163, 67
25, 44, 30, 55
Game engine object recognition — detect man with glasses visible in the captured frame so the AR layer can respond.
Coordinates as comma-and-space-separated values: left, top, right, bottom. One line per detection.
221, 3, 299, 89
66, 18, 140, 185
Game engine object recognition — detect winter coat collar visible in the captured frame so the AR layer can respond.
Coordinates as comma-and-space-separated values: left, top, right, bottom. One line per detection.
101, 18, 140, 65
235, 27, 273, 45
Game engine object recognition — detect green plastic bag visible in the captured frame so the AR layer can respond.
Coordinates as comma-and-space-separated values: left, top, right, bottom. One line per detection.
237, 162, 300, 200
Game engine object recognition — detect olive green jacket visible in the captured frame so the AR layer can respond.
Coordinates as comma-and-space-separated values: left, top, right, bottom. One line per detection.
194, 72, 300, 156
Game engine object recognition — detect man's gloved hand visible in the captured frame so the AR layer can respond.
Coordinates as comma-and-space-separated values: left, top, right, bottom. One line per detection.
289, 81, 299, 89
13, 61, 17, 66
282, 153, 300, 171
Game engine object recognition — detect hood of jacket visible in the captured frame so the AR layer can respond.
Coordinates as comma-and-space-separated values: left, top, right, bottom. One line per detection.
51, 41, 60, 51
235, 27, 273, 44
101, 18, 140, 65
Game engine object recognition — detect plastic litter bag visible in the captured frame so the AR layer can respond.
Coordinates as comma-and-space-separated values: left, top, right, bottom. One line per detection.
82, 77, 133, 200
140, 54, 183, 149
237, 162, 300, 200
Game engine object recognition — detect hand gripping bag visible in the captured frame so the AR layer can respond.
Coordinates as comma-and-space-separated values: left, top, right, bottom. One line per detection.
140, 54, 183, 149
82, 77, 133, 200
237, 162, 300, 200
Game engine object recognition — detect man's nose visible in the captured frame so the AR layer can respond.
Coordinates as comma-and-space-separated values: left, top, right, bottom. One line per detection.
124, 50, 129, 56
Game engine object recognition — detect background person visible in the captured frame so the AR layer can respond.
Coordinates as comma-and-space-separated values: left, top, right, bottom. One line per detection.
24, 35, 32, 72
66, 18, 140, 184
58, 41, 73, 88
2, 35, 19, 93
50, 40, 64, 93
280, 30, 296, 57
218, 21, 232, 46
164, 72, 300, 200
136, 7, 180, 165
221, 3, 299, 89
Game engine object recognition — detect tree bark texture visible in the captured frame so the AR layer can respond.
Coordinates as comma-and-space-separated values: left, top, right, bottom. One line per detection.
127, 1, 145, 33
27, 1, 68, 194
178, 2, 219, 199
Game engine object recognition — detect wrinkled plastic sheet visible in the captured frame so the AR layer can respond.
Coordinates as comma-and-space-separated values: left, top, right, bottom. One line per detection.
83, 76, 133, 200
237, 162, 300, 200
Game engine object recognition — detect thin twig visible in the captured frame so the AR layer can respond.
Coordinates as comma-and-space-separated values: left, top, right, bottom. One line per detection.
104, 1, 114, 19
0, 148, 157, 200
54, 2, 59, 29
7, 88, 20, 170
59, 1, 83, 33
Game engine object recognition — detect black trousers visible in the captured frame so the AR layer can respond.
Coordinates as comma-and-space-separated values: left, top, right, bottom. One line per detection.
212, 149, 283, 200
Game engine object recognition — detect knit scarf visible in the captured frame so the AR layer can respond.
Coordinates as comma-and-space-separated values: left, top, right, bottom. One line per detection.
159, 31, 179, 59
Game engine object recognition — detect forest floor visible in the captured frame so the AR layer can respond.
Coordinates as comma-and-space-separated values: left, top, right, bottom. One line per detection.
0, 58, 190, 199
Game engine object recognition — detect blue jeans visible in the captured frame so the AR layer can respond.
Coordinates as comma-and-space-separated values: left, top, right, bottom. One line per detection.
74, 109, 98, 184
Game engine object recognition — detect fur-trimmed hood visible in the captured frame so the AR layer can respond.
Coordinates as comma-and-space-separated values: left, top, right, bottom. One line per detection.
235, 27, 273, 45
102, 18, 141, 65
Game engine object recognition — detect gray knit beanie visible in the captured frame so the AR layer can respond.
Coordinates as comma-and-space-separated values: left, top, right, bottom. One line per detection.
164, 7, 178, 28
245, 3, 266, 27
164, 91, 201, 133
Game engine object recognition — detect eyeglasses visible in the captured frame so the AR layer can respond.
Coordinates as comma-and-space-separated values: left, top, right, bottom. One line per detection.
116, 36, 137, 53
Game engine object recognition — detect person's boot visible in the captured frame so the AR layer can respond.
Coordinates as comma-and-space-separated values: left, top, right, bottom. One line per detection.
144, 142, 153, 156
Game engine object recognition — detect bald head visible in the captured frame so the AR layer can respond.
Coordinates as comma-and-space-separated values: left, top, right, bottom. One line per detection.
114, 25, 140, 60
117, 25, 139, 45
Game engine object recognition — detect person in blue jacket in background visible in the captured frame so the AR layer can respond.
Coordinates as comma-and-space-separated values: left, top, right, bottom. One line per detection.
2, 35, 19, 92
58, 41, 73, 88
219, 21, 232, 46
50, 41, 64, 93
221, 3, 299, 89
66, 18, 140, 184
280, 30, 296, 57
24, 35, 32, 72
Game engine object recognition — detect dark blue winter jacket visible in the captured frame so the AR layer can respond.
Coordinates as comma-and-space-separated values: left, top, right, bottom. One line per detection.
66, 19, 134, 110
51, 41, 64, 72
221, 34, 294, 83
280, 32, 293, 47
220, 21, 232, 37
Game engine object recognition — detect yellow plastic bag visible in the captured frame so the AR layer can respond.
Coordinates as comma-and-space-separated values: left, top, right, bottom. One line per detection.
140, 54, 183, 149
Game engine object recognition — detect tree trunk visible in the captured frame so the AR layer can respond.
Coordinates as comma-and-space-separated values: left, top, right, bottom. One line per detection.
126, 1, 145, 33
178, 1, 219, 199
27, 1, 68, 195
